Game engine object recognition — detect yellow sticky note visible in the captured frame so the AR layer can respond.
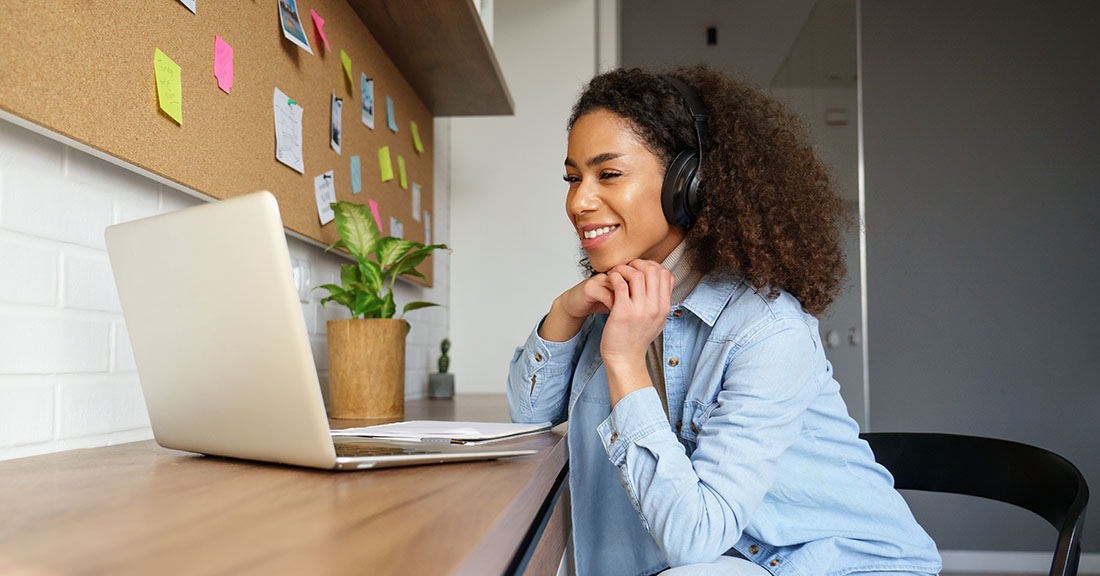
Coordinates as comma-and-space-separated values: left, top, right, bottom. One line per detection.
379, 146, 394, 182
340, 50, 353, 85
398, 155, 407, 190
153, 48, 183, 124
411, 121, 424, 153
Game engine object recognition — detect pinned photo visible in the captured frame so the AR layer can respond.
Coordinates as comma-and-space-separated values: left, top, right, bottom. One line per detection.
278, 0, 313, 55
361, 74, 375, 130
331, 93, 343, 155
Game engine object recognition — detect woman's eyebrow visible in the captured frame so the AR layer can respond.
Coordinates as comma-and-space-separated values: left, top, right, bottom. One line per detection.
564, 152, 624, 169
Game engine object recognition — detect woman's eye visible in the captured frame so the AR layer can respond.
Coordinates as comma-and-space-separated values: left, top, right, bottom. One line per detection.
563, 174, 580, 183
599, 171, 621, 180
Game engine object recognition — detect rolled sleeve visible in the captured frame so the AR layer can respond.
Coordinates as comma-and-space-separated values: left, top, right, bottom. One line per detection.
597, 386, 670, 466
507, 317, 585, 425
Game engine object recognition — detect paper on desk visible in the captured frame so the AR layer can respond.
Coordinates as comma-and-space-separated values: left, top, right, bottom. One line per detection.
331, 420, 552, 444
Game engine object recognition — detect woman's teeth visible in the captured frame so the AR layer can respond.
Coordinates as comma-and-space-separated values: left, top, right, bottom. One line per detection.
583, 225, 618, 239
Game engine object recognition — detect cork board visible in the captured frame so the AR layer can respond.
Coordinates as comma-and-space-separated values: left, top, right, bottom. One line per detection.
0, 0, 435, 285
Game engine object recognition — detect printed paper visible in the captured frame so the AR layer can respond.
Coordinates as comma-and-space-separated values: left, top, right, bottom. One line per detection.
411, 183, 421, 221
273, 87, 305, 174
330, 92, 343, 154
386, 95, 397, 132
390, 217, 403, 240
314, 171, 336, 226
277, 0, 313, 54
360, 74, 374, 129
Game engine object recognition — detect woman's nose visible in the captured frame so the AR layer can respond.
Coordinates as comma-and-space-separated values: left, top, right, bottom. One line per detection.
568, 179, 601, 215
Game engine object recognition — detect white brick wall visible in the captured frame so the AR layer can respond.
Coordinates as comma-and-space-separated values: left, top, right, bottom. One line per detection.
0, 117, 451, 461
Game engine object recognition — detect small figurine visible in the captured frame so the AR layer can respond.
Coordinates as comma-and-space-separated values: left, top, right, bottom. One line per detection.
428, 338, 454, 398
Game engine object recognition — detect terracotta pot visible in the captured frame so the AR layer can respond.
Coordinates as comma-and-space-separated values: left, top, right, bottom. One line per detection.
327, 318, 406, 419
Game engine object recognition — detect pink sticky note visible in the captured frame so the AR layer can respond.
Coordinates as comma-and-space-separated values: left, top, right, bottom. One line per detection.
368, 199, 384, 233
310, 10, 331, 53
213, 35, 233, 93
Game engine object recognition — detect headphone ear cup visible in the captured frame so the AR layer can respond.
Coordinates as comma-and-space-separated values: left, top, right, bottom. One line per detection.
662, 149, 700, 228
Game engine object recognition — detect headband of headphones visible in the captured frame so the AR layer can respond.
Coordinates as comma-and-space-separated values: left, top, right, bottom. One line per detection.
664, 76, 710, 156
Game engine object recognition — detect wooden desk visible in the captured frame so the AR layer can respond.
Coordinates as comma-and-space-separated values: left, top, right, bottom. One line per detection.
0, 395, 570, 576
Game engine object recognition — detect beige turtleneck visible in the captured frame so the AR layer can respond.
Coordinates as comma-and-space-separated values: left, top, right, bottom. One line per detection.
645, 240, 703, 417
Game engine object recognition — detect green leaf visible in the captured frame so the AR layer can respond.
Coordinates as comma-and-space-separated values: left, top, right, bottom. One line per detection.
340, 264, 361, 289
358, 260, 384, 295
332, 201, 379, 262
323, 238, 344, 253
353, 291, 383, 318
380, 291, 396, 319
314, 283, 346, 298
389, 243, 448, 279
401, 301, 439, 317
375, 238, 419, 269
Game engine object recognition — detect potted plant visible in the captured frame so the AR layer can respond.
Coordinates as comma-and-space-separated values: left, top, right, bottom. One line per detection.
314, 201, 447, 419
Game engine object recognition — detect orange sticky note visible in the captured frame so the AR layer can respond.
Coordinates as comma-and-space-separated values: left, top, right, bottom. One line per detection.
153, 48, 183, 124
378, 146, 394, 182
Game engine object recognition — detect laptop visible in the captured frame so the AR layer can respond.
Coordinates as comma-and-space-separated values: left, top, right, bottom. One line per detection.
104, 191, 535, 470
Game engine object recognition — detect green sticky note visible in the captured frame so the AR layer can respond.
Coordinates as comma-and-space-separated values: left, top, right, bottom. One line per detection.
340, 50, 353, 85
411, 121, 424, 153
379, 146, 394, 182
397, 155, 407, 190
153, 48, 183, 124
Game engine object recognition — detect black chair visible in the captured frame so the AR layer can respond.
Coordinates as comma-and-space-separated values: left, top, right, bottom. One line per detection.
859, 432, 1089, 576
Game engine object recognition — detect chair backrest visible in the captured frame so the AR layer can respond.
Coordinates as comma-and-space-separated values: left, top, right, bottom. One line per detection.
860, 432, 1089, 576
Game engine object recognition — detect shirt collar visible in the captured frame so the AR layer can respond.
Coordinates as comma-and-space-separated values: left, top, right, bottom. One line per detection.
680, 270, 740, 327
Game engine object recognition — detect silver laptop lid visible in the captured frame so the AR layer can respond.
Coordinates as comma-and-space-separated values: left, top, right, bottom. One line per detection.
105, 192, 338, 469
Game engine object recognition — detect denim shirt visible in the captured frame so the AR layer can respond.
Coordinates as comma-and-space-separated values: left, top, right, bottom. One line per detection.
507, 272, 942, 576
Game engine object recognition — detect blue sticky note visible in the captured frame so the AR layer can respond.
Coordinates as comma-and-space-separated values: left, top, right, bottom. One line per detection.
386, 95, 397, 132
350, 155, 362, 194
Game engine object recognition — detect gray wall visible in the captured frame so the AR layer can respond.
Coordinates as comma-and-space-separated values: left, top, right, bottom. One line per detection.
862, 0, 1100, 552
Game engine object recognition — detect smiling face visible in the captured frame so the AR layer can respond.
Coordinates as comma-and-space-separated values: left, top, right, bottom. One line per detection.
564, 109, 684, 273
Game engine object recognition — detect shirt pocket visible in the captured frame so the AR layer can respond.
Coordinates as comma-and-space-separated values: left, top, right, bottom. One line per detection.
576, 359, 609, 405
680, 398, 720, 442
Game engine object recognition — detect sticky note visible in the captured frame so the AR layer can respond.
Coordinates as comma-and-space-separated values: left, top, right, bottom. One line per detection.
424, 211, 431, 245
314, 171, 336, 225
273, 87, 305, 174
350, 155, 362, 194
378, 146, 394, 182
340, 50, 353, 86
153, 48, 183, 124
411, 121, 423, 153
310, 10, 330, 52
213, 35, 233, 93
368, 199, 383, 233
386, 95, 397, 132
397, 155, 407, 190
390, 217, 404, 240
411, 183, 421, 221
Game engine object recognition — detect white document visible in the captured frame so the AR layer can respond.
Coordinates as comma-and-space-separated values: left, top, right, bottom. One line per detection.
331, 420, 553, 444
390, 217, 403, 239
314, 171, 336, 225
273, 88, 305, 174
411, 183, 421, 221
178, 0, 196, 13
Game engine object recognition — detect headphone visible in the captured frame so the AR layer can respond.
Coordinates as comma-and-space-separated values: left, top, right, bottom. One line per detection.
661, 76, 710, 229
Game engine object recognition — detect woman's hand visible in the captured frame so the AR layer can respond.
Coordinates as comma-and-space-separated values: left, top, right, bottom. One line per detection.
538, 274, 615, 342
601, 259, 674, 366
601, 259, 674, 405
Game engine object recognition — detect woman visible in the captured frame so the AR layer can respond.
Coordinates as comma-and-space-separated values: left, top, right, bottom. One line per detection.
507, 67, 941, 576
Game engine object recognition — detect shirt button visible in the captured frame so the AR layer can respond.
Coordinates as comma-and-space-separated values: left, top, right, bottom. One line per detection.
691, 423, 699, 434
748, 545, 759, 555
668, 357, 679, 367
673, 310, 683, 318
534, 353, 543, 362
770, 559, 781, 567
610, 432, 618, 443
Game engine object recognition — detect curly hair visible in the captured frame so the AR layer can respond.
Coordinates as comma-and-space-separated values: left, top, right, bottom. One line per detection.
568, 66, 848, 316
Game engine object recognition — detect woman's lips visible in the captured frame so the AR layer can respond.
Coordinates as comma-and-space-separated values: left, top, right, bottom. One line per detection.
581, 225, 619, 250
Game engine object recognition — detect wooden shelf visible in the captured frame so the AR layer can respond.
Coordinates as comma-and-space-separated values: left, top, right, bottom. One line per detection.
350, 0, 514, 116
